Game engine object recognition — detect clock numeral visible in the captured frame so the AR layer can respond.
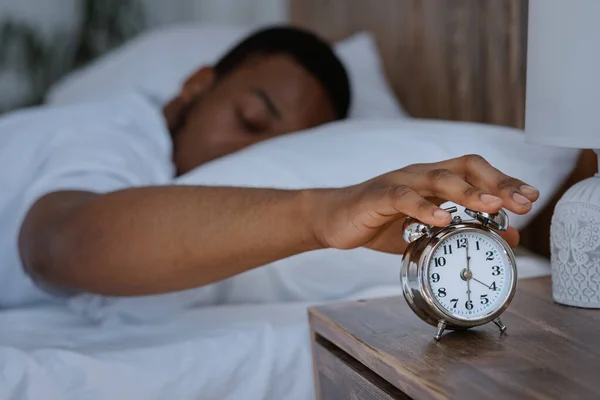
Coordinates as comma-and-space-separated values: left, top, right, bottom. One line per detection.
443, 244, 453, 255
437, 288, 447, 297
456, 238, 467, 249
486, 251, 494, 261
450, 298, 458, 308
431, 273, 440, 283
476, 241, 480, 251
489, 281, 497, 291
480, 294, 489, 305
434, 257, 447, 267
465, 300, 473, 310
492, 265, 501, 276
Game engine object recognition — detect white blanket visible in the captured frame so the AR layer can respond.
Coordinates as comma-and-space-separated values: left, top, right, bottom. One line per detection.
0, 250, 550, 400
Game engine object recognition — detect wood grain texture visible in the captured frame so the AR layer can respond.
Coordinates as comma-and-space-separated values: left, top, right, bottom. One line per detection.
290, 0, 529, 128
309, 277, 600, 400
313, 335, 410, 400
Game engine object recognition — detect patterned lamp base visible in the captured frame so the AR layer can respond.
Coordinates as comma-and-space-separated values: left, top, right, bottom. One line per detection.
550, 150, 600, 308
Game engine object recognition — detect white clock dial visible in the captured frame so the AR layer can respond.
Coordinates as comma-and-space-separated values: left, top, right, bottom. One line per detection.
426, 230, 513, 320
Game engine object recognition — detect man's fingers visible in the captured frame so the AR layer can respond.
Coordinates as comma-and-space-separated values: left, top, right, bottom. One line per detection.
407, 168, 506, 214
410, 154, 539, 215
381, 185, 520, 246
364, 154, 536, 242
379, 185, 452, 227
458, 154, 539, 214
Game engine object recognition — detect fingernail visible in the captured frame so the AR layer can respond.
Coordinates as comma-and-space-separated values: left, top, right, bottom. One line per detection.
434, 209, 451, 220
480, 194, 502, 205
520, 185, 539, 196
513, 192, 531, 205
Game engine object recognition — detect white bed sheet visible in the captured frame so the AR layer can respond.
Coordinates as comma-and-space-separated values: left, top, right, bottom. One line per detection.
0, 250, 550, 400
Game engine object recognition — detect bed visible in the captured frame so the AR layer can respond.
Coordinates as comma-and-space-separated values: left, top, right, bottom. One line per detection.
1, 1, 597, 399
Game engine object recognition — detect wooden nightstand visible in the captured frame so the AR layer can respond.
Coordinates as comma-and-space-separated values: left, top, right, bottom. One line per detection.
308, 277, 600, 400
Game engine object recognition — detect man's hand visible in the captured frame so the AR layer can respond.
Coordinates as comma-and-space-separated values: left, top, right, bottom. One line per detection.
20, 154, 536, 296
312, 154, 537, 254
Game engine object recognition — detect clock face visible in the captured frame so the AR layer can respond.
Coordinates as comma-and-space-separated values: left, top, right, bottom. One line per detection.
426, 230, 514, 320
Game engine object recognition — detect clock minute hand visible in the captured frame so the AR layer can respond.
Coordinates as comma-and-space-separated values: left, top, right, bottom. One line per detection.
465, 243, 471, 303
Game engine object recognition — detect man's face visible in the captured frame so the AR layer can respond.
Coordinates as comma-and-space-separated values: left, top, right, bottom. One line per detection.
165, 54, 337, 175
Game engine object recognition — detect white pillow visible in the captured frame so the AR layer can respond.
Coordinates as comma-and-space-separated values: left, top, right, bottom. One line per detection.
175, 118, 579, 230
66, 118, 576, 323
45, 24, 408, 118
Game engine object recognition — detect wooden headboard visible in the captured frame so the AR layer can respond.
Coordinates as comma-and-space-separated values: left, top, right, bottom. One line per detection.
290, 0, 598, 257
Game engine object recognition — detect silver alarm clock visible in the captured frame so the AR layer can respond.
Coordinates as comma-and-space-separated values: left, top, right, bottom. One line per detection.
400, 206, 517, 341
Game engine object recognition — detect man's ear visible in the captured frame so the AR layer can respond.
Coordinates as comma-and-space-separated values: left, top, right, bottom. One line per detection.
163, 66, 215, 134
180, 66, 216, 103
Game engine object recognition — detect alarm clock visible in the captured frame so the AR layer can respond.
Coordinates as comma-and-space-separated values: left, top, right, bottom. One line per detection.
400, 206, 517, 341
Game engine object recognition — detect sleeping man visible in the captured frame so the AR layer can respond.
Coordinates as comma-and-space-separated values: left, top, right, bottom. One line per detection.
0, 26, 537, 308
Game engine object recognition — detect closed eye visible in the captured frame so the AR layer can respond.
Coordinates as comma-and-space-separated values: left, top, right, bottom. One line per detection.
235, 107, 264, 135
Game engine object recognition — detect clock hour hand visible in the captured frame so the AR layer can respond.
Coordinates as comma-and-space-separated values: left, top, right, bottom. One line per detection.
466, 242, 471, 273
472, 277, 492, 289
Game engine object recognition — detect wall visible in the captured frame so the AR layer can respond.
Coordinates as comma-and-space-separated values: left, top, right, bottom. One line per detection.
0, 0, 81, 111
142, 0, 287, 26
0, 0, 288, 113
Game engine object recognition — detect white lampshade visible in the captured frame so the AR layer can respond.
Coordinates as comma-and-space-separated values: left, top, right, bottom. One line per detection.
525, 0, 600, 149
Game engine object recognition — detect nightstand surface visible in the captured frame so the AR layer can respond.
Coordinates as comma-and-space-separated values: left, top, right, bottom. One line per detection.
309, 277, 600, 400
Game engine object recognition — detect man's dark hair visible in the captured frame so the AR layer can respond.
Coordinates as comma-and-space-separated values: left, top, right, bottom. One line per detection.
214, 25, 351, 120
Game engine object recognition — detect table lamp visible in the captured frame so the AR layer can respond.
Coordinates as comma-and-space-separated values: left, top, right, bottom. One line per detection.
525, 0, 600, 308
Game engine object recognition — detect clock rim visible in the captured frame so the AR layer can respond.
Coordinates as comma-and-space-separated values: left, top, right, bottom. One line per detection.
401, 223, 518, 330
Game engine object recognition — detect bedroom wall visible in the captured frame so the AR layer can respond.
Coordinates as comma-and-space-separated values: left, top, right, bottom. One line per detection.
0, 0, 82, 112
0, 0, 288, 114
142, 0, 287, 26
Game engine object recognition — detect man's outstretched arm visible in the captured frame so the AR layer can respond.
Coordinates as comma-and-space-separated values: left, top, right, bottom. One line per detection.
19, 154, 535, 297
19, 186, 321, 296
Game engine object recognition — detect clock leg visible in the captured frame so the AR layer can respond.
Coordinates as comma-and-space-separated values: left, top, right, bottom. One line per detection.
493, 318, 507, 333
434, 321, 446, 341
